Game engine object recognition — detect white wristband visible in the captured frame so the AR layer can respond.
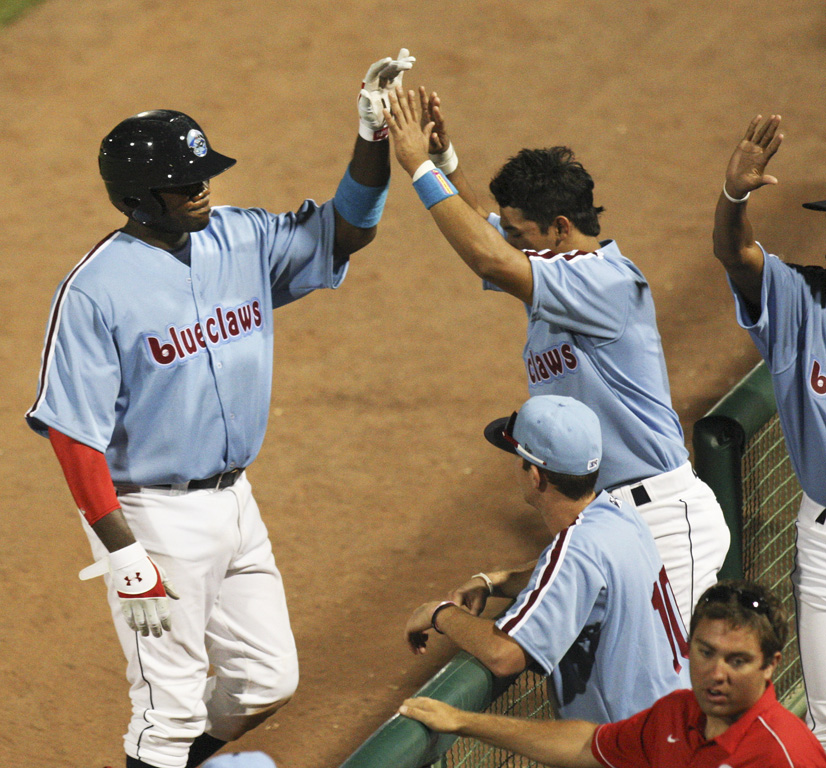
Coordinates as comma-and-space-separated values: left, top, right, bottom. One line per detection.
472, 572, 494, 595
412, 159, 437, 182
723, 183, 750, 204
430, 142, 458, 175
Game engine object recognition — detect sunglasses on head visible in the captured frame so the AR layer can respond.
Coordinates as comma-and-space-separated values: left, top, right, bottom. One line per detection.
700, 584, 771, 616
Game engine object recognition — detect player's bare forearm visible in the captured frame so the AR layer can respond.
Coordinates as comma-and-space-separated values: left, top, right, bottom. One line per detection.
713, 192, 764, 309
332, 136, 390, 260
489, 561, 537, 598
399, 697, 600, 768
92, 508, 138, 552
712, 114, 782, 307
429, 196, 533, 303
406, 600, 527, 677
386, 87, 532, 302
349, 134, 390, 187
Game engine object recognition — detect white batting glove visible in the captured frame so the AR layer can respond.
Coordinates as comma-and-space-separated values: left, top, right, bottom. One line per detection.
358, 48, 415, 141
80, 541, 180, 638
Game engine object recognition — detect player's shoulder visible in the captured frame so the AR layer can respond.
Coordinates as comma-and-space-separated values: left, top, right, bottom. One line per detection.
574, 493, 658, 560
209, 199, 330, 231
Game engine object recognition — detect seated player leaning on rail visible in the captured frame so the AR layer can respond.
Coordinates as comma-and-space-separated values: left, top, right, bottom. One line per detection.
383, 84, 729, 628
713, 113, 826, 750
404, 395, 690, 723
401, 580, 826, 768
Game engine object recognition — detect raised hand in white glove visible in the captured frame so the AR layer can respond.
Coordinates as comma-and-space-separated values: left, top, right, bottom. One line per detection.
80, 541, 180, 638
358, 47, 416, 141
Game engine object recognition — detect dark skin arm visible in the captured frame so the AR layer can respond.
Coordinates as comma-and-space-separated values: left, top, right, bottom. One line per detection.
712, 114, 783, 315
332, 135, 390, 267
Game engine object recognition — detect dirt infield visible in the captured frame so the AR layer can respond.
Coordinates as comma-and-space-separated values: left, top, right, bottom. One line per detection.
3, 2, 826, 766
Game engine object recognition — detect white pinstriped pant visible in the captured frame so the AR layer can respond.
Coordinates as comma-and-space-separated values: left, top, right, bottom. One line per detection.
793, 492, 826, 749
83, 473, 298, 768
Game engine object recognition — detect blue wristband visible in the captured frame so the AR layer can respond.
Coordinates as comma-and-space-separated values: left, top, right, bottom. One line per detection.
412, 161, 458, 209
333, 166, 389, 228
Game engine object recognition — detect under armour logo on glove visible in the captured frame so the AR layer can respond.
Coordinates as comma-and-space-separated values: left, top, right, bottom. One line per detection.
79, 541, 180, 638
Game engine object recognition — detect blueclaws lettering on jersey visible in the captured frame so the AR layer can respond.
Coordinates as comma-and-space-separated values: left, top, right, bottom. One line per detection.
145, 298, 263, 367
27, 201, 344, 487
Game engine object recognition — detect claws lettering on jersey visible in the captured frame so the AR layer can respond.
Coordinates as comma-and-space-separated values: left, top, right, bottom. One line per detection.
144, 298, 263, 368
526, 343, 579, 385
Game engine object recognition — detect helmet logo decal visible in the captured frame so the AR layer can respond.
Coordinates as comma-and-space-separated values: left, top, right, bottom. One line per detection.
186, 129, 208, 157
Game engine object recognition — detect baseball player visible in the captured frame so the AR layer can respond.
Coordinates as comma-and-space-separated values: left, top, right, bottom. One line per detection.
400, 580, 826, 768
25, 50, 414, 768
405, 395, 690, 723
713, 113, 826, 748
384, 86, 729, 626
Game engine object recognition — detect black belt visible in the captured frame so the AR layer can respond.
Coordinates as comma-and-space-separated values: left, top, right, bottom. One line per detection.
121, 467, 244, 493
185, 467, 244, 490
630, 484, 652, 506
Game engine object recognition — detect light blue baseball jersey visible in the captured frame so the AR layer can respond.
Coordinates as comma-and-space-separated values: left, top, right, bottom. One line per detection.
27, 201, 344, 485
487, 215, 688, 491
496, 491, 691, 723
729, 247, 826, 506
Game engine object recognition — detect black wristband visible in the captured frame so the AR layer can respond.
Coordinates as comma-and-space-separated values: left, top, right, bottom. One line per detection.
431, 600, 456, 634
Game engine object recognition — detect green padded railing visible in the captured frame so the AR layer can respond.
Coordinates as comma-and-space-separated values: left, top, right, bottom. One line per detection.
341, 361, 806, 768
693, 361, 805, 715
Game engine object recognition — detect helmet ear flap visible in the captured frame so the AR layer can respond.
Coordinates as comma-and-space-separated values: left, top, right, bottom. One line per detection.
122, 192, 166, 225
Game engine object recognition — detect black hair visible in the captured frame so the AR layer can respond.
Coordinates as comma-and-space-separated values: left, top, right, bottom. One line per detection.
489, 147, 605, 237
522, 458, 599, 501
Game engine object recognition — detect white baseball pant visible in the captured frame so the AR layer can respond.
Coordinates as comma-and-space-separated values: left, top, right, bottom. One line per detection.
610, 462, 731, 626
793, 492, 826, 749
83, 473, 298, 768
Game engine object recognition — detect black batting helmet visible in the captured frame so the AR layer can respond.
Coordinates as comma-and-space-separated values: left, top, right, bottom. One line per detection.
99, 109, 236, 224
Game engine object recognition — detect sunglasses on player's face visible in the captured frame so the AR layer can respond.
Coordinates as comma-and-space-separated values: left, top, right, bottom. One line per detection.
501, 411, 548, 467
699, 584, 771, 616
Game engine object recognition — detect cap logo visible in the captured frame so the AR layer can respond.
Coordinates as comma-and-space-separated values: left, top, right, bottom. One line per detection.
587, 458, 599, 471
186, 129, 208, 157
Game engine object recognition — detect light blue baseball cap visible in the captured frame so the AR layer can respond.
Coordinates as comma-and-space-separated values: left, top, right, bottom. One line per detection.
484, 395, 601, 476
203, 753, 277, 768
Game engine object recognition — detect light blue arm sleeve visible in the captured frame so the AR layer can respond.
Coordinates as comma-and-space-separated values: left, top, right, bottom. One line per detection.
496, 541, 605, 676
728, 247, 804, 374
27, 287, 121, 450
260, 200, 347, 309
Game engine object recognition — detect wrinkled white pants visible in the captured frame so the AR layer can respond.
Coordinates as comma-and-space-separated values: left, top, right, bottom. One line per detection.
83, 474, 298, 768
793, 493, 826, 749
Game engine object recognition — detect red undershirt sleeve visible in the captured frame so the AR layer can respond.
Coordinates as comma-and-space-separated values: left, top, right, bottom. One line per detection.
48, 427, 120, 526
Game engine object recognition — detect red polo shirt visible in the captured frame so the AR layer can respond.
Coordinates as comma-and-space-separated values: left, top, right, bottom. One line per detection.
591, 683, 826, 767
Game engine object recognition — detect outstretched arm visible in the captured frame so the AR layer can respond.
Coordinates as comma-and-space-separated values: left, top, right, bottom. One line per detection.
385, 86, 533, 304
419, 87, 487, 217
713, 114, 783, 309
399, 697, 600, 768
333, 49, 416, 262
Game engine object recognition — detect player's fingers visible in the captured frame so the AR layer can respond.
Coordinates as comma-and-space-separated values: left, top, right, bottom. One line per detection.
143, 601, 163, 638
743, 114, 762, 142
121, 601, 138, 632
752, 114, 776, 145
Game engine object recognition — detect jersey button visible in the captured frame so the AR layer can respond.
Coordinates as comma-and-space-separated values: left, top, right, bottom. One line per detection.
216, 361, 223, 369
